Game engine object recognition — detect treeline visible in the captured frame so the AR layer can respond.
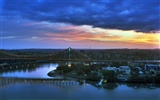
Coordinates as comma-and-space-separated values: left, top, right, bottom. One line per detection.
79, 49, 160, 60
128, 74, 160, 83
55, 64, 102, 81
1, 49, 160, 60
0, 49, 62, 56
54, 64, 160, 83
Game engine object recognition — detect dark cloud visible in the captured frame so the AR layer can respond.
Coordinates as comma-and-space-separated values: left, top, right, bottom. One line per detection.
1, 0, 160, 33
1, 19, 75, 39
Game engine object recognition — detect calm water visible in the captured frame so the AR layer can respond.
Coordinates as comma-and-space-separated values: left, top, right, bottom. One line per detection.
0, 62, 160, 100
0, 63, 59, 78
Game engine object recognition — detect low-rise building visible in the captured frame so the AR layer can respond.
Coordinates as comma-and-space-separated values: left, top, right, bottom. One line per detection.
144, 64, 160, 74
102, 66, 117, 73
83, 62, 90, 66
91, 61, 100, 65
132, 66, 144, 75
119, 66, 131, 75
117, 74, 130, 81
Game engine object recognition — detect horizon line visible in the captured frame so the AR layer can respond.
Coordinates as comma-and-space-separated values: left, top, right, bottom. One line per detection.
0, 47, 160, 50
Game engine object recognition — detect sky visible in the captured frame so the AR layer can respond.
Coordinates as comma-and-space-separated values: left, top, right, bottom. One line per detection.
0, 0, 160, 49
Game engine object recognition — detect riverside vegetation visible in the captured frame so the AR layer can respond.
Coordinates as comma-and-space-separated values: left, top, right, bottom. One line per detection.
48, 63, 160, 83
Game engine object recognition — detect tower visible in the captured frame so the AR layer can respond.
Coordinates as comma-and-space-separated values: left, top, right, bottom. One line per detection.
68, 47, 71, 68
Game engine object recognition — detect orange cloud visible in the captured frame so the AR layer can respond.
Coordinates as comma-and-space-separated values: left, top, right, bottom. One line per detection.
44, 25, 160, 49
47, 31, 121, 42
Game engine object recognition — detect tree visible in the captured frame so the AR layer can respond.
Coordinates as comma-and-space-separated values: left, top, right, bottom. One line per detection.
87, 72, 101, 81
103, 70, 115, 82
156, 73, 160, 83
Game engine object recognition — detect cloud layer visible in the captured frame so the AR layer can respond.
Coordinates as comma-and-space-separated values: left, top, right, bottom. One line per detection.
2, 0, 160, 33
1, 19, 159, 49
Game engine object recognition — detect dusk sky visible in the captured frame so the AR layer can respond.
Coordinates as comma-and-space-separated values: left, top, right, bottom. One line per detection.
0, 0, 160, 49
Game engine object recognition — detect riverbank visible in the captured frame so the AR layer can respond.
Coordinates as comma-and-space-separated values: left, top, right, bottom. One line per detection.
47, 70, 87, 80
47, 69, 160, 84
48, 65, 160, 84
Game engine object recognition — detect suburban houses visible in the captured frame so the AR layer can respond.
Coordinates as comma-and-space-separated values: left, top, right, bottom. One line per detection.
100, 62, 160, 82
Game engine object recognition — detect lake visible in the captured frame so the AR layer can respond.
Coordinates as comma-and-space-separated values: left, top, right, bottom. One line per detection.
0, 62, 159, 100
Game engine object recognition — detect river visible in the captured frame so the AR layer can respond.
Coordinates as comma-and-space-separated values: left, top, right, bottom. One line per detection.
0, 63, 59, 78
0, 62, 159, 100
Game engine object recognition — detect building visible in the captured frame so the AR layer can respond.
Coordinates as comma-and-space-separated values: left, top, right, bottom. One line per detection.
133, 67, 143, 75
119, 66, 131, 75
117, 74, 130, 81
144, 64, 160, 74
91, 61, 100, 65
116, 66, 131, 81
102, 66, 117, 73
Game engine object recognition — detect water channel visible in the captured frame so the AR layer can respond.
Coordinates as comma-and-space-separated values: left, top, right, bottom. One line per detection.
0, 62, 159, 100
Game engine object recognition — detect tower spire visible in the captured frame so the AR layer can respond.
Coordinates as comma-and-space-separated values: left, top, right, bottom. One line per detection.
68, 47, 71, 68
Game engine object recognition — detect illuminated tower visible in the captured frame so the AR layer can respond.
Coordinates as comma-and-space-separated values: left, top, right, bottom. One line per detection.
68, 47, 71, 68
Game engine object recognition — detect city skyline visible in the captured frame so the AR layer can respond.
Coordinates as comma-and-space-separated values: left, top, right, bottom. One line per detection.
0, 0, 160, 49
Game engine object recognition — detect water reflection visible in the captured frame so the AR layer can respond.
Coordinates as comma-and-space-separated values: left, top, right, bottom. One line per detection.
2, 77, 159, 90
88, 82, 160, 90
126, 83, 160, 89
0, 77, 80, 89
0, 77, 159, 100
103, 83, 118, 90
0, 63, 58, 78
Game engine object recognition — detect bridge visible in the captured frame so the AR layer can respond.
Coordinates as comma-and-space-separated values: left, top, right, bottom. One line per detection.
0, 47, 92, 61
0, 77, 82, 89
1, 47, 159, 64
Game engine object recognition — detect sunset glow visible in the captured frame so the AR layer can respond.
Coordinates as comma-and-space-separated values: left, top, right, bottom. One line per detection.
0, 0, 160, 49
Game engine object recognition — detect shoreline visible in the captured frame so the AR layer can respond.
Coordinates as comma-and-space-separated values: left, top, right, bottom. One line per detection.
47, 70, 160, 84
